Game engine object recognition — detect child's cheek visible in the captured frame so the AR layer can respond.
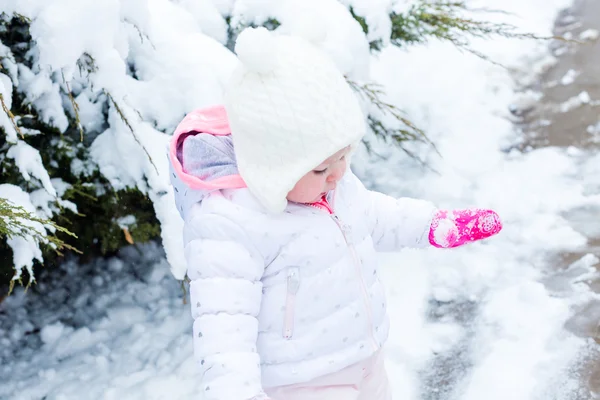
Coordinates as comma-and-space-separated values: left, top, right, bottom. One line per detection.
312, 175, 326, 191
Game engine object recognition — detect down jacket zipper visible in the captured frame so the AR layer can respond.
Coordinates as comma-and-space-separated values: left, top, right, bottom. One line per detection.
283, 267, 300, 339
331, 214, 379, 352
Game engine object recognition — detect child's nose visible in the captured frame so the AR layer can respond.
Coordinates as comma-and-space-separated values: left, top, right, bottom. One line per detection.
327, 164, 344, 182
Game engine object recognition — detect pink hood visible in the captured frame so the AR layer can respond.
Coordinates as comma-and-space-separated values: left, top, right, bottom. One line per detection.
168, 105, 247, 219
169, 105, 247, 190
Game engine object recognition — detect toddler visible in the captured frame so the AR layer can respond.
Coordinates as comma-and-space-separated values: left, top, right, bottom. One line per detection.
169, 27, 502, 400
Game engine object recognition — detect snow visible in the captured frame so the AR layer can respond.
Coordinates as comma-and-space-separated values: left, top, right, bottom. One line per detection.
29, 179, 78, 221
1, 0, 599, 399
40, 322, 66, 345
71, 91, 106, 135
579, 28, 600, 41
338, 0, 394, 46
1, 245, 200, 400
561, 68, 579, 85
175, 0, 229, 44
0, 72, 18, 143
116, 215, 137, 229
7, 140, 57, 197
588, 121, 600, 135
264, 0, 371, 80
560, 91, 591, 112
509, 90, 543, 116
16, 66, 69, 133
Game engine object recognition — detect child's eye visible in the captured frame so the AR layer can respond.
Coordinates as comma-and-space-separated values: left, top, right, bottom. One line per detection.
313, 168, 328, 175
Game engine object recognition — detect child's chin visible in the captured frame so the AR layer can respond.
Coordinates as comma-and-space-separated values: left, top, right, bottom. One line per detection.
288, 191, 325, 204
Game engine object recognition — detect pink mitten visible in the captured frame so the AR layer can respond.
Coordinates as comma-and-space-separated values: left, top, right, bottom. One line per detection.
429, 208, 502, 248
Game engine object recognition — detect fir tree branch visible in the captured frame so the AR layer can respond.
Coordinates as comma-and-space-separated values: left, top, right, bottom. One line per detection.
105, 92, 159, 175
11, 12, 31, 24
1, 196, 80, 293
348, 79, 439, 153
349, 0, 575, 60
61, 71, 84, 142
390, 0, 579, 64
76, 52, 98, 78
0, 92, 23, 140
0, 197, 78, 243
347, 79, 440, 172
123, 19, 156, 50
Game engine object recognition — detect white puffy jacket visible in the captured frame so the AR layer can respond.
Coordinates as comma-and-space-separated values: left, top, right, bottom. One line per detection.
169, 108, 436, 400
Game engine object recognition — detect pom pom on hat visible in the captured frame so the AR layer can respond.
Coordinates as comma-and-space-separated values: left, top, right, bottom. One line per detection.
234, 27, 278, 74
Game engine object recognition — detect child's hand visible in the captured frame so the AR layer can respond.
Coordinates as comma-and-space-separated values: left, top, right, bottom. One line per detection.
429, 208, 502, 248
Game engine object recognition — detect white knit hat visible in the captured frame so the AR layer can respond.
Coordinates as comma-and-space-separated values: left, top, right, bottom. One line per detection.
223, 27, 366, 214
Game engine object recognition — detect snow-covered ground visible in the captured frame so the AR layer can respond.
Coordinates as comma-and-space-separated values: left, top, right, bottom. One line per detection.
2, 0, 600, 399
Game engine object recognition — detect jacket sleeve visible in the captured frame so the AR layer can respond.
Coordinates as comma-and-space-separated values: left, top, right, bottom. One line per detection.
349, 173, 437, 251
184, 212, 267, 400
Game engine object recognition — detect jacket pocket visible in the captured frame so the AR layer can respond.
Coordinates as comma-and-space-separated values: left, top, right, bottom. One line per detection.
283, 266, 300, 339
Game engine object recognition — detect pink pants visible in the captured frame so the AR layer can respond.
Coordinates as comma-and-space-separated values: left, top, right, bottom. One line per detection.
265, 351, 392, 400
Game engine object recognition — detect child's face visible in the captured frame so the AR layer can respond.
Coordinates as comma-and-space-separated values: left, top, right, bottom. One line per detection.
287, 146, 351, 204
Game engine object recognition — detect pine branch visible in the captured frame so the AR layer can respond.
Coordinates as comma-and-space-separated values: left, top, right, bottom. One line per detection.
348, 79, 440, 171
348, 79, 438, 153
12, 13, 31, 24
390, 1, 556, 47
61, 71, 84, 142
105, 92, 159, 175
0, 197, 78, 243
76, 52, 98, 78
123, 19, 156, 50
0, 92, 23, 140
1, 196, 80, 293
349, 1, 573, 57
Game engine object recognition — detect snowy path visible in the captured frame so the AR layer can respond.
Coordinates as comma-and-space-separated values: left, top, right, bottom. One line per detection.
2, 0, 599, 399
368, 0, 600, 398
